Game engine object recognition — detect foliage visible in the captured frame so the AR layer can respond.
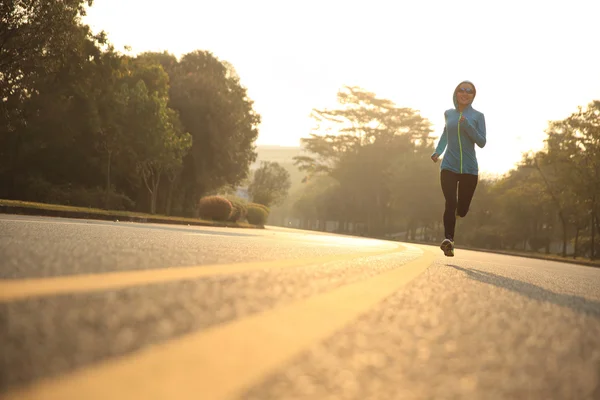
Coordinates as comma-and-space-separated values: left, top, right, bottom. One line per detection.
249, 202, 270, 215
0, 4, 260, 219
248, 161, 291, 207
166, 51, 261, 204
292, 86, 435, 236
197, 196, 233, 221
287, 86, 600, 260
0, 0, 96, 102
23, 177, 134, 210
226, 196, 249, 222
246, 204, 269, 226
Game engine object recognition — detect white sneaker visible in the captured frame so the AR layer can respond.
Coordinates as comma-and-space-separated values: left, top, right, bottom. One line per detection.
440, 238, 454, 257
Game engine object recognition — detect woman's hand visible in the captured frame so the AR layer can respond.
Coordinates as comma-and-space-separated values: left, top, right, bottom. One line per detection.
431, 153, 439, 163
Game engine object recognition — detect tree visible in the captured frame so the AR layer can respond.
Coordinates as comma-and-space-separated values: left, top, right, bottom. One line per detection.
487, 166, 554, 251
291, 175, 338, 230
542, 101, 600, 258
0, 0, 95, 102
249, 162, 291, 207
0, 6, 264, 218
167, 50, 261, 207
0, 17, 111, 200
293, 86, 434, 235
121, 75, 191, 214
522, 152, 573, 257
136, 51, 178, 76
91, 50, 130, 207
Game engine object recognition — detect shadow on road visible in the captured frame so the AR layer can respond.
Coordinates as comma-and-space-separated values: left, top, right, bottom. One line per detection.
446, 264, 600, 319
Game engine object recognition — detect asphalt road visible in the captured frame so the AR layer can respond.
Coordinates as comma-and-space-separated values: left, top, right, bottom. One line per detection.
1, 214, 599, 400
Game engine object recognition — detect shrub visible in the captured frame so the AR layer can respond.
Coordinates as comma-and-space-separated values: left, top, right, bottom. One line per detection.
67, 187, 134, 210
24, 178, 135, 210
528, 235, 550, 252
226, 197, 248, 222
197, 196, 233, 221
575, 236, 600, 258
249, 202, 270, 215
246, 204, 268, 226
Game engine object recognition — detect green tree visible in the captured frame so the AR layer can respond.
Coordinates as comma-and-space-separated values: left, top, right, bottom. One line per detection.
249, 162, 292, 207
0, 19, 109, 200
485, 167, 554, 251
542, 101, 600, 258
167, 50, 261, 208
120, 76, 191, 214
136, 51, 178, 76
0, 0, 95, 102
91, 50, 130, 207
294, 86, 434, 235
292, 175, 338, 230
521, 152, 575, 257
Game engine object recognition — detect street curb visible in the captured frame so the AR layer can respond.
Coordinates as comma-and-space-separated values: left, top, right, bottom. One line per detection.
401, 239, 600, 269
0, 205, 263, 230
460, 246, 600, 268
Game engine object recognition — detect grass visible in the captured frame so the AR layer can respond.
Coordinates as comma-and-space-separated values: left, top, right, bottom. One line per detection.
0, 199, 257, 229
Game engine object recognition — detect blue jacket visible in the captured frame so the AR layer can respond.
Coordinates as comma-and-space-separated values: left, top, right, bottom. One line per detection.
433, 81, 487, 175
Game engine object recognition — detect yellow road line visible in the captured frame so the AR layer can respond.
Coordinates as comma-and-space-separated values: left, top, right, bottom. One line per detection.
0, 246, 404, 303
4, 246, 435, 400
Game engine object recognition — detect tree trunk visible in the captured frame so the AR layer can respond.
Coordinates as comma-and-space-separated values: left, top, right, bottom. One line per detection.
5, 131, 22, 198
574, 226, 580, 259
166, 186, 173, 216
591, 194, 597, 260
592, 211, 597, 260
150, 174, 161, 215
105, 150, 112, 209
533, 158, 568, 257
596, 213, 600, 250
166, 179, 176, 216
150, 190, 157, 214
561, 221, 568, 257
142, 166, 162, 215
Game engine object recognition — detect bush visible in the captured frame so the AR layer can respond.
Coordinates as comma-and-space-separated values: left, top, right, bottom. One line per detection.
249, 202, 270, 215
528, 235, 550, 252
246, 204, 268, 226
225, 197, 248, 222
576, 236, 600, 258
71, 187, 135, 210
24, 178, 135, 210
197, 196, 233, 221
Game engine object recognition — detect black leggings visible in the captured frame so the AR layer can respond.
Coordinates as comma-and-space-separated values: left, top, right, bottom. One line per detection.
441, 169, 478, 240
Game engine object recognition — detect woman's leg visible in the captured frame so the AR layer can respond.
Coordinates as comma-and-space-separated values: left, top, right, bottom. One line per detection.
457, 173, 479, 218
440, 169, 459, 240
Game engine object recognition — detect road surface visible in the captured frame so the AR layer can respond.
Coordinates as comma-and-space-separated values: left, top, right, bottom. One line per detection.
1, 214, 599, 399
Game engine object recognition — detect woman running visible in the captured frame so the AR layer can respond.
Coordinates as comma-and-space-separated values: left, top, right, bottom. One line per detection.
431, 80, 487, 257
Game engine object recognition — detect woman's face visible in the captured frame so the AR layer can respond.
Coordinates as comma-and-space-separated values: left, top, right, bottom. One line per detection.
456, 83, 475, 107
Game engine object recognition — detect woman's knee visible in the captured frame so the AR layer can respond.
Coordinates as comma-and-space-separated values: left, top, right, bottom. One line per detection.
445, 200, 457, 211
457, 206, 469, 217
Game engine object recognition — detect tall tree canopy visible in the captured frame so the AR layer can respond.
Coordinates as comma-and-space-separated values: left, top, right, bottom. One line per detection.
0, 4, 261, 217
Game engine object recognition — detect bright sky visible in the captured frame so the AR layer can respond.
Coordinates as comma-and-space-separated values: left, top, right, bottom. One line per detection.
84, 0, 600, 176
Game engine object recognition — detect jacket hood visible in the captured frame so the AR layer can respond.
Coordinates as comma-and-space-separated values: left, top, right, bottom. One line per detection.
453, 80, 476, 109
